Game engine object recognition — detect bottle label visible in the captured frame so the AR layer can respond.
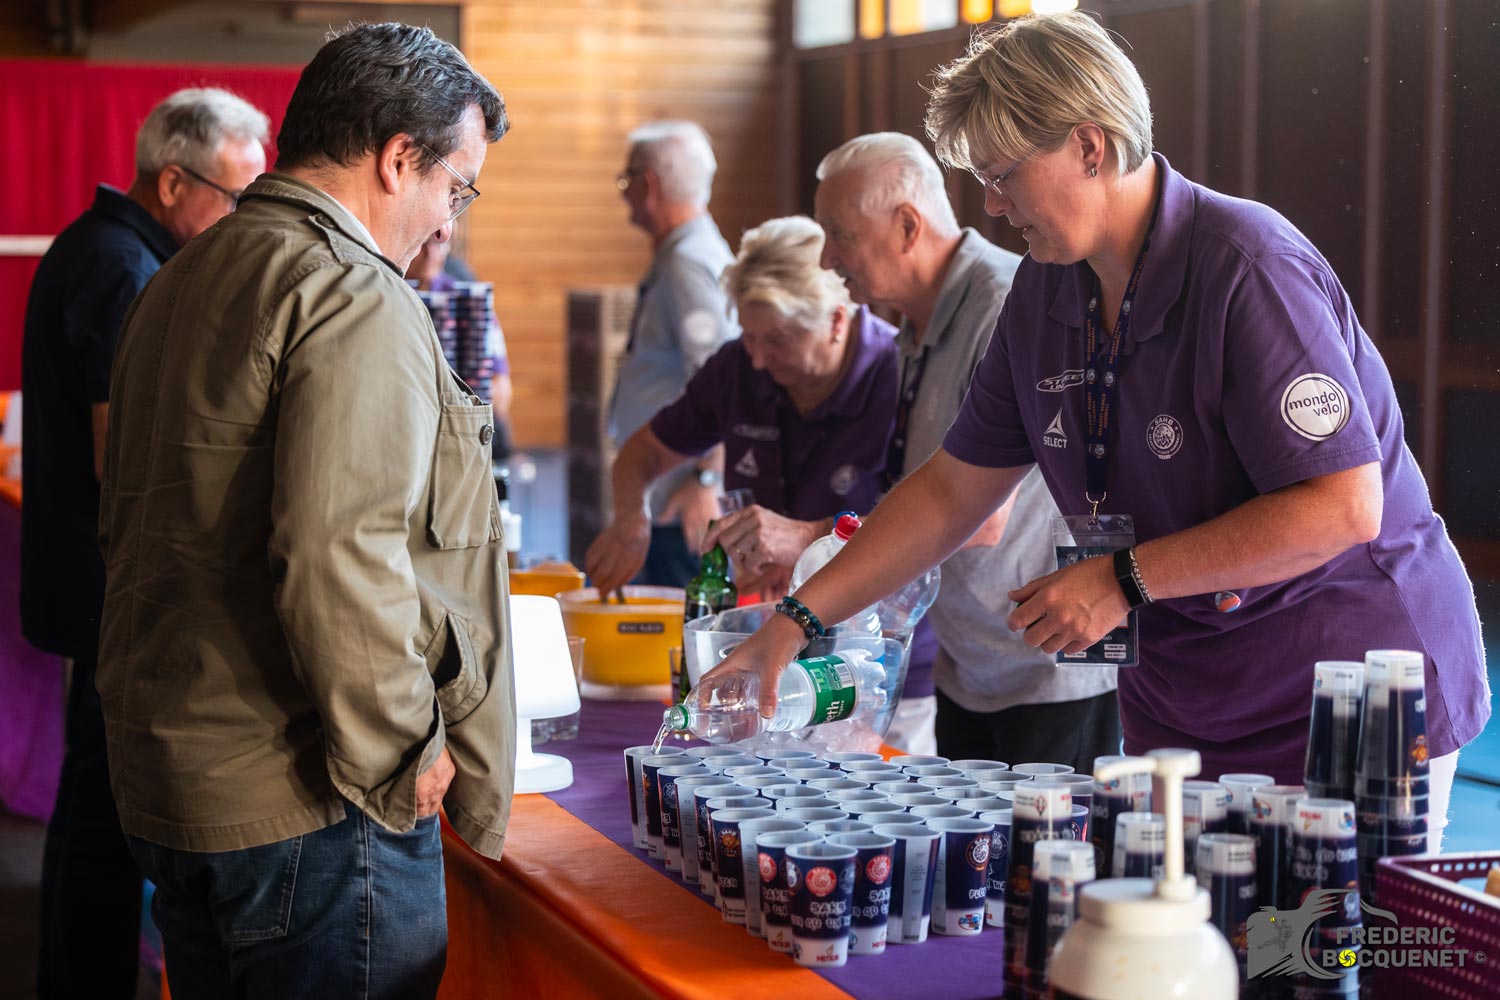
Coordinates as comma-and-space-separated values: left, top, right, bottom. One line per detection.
801, 654, 858, 724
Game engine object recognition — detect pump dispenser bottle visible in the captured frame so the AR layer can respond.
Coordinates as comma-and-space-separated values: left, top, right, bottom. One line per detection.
1047, 748, 1239, 1000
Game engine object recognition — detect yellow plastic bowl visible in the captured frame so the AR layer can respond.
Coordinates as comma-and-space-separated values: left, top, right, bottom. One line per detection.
557, 586, 684, 700
509, 564, 587, 598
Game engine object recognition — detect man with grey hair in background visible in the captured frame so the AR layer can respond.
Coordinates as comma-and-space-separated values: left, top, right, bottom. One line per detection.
611, 120, 738, 586
813, 132, 1120, 762
20, 85, 267, 999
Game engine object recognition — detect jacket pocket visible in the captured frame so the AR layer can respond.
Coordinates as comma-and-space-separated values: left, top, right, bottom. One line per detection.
427, 398, 501, 550
425, 609, 489, 725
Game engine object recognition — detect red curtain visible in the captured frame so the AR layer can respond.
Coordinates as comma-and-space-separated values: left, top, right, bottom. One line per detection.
0, 60, 302, 390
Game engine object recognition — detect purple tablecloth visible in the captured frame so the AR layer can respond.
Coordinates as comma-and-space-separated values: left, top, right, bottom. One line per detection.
544, 698, 1007, 1000
0, 500, 64, 820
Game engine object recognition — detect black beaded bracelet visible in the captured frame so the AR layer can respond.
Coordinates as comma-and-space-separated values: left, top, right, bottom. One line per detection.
776, 596, 827, 639
1112, 546, 1153, 609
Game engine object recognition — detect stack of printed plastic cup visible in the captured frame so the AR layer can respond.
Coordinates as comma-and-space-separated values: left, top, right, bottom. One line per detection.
1289, 798, 1362, 996
1111, 812, 1165, 879
1090, 755, 1150, 878
1305, 661, 1365, 801
1218, 773, 1274, 835
1195, 833, 1257, 984
1023, 840, 1095, 998
1354, 649, 1431, 898
1180, 780, 1228, 875
1004, 782, 1073, 999
1247, 784, 1305, 911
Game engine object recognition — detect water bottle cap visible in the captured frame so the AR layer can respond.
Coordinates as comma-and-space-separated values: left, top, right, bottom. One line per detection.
833, 512, 861, 541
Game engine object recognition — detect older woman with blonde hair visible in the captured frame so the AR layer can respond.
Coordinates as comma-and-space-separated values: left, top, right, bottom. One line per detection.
711, 11, 1486, 850
586, 216, 899, 597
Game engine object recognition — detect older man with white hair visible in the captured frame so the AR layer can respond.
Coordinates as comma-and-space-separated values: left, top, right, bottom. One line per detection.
21, 85, 268, 998
714, 132, 1119, 761
611, 121, 739, 586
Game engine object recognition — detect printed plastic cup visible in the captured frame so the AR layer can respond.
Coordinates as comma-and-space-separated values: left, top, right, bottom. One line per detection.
828, 831, 897, 955
694, 786, 756, 896
710, 807, 776, 923
977, 771, 1035, 792
823, 751, 883, 765
725, 764, 786, 781
808, 818, 872, 837
889, 793, 949, 812
625, 746, 684, 851
1024, 840, 1096, 994
684, 745, 748, 761
737, 816, 806, 936
785, 767, 838, 783
841, 759, 906, 780
739, 775, 798, 794
873, 780, 933, 797
787, 841, 858, 968
671, 773, 735, 881
655, 762, 708, 872
1006, 783, 1075, 995
779, 807, 846, 825
756, 748, 818, 763
1090, 756, 1150, 878
698, 755, 762, 774
850, 800, 907, 824
775, 795, 833, 814
912, 803, 977, 822
765, 756, 823, 771
757, 830, 824, 950
1305, 661, 1364, 800
826, 788, 886, 808
808, 776, 871, 792
874, 822, 942, 944
949, 758, 1010, 775
979, 808, 1013, 927
641, 753, 691, 859
890, 754, 950, 769
925, 775, 981, 790
963, 796, 1014, 816
1035, 773, 1095, 817
1218, 773, 1274, 835
928, 815, 994, 936
1112, 812, 1166, 879
1014, 762, 1074, 777
1196, 833, 1257, 976
936, 786, 997, 803
1248, 784, 1305, 910
763, 784, 826, 806
904, 765, 963, 780
1181, 780, 1230, 874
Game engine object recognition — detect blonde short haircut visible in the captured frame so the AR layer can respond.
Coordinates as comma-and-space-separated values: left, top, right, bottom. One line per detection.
722, 216, 851, 333
925, 11, 1152, 178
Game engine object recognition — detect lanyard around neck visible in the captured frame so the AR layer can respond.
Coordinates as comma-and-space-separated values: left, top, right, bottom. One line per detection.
1082, 229, 1154, 520
882, 345, 930, 493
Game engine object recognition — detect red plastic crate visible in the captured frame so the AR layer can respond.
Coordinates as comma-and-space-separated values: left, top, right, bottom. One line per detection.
1373, 851, 1500, 999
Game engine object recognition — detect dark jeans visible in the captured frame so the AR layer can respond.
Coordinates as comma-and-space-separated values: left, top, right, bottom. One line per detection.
38, 644, 142, 999
634, 523, 699, 589
129, 803, 446, 1000
935, 687, 1123, 775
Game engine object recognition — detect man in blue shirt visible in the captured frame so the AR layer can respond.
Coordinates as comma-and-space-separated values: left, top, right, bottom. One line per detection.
21, 86, 267, 999
610, 121, 739, 586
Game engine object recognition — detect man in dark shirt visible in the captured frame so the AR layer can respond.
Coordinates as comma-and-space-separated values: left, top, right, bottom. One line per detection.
21, 86, 267, 999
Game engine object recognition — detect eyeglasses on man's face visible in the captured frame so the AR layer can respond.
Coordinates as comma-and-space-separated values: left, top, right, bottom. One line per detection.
176, 164, 244, 210
420, 143, 482, 221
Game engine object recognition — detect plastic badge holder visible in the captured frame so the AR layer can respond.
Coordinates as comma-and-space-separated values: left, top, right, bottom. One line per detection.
1051, 513, 1138, 666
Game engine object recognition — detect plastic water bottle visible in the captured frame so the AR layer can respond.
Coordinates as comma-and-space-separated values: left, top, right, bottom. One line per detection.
790, 512, 880, 635
663, 650, 888, 744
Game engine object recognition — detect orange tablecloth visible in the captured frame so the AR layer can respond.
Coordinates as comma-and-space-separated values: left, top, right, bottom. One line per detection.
439, 794, 853, 1000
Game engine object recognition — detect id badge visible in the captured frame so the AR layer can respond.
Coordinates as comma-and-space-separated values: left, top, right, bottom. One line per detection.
1050, 513, 1138, 667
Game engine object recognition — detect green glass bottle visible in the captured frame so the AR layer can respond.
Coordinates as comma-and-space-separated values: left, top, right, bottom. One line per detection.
680, 527, 737, 702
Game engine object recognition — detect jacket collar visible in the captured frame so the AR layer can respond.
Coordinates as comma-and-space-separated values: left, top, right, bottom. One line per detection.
239, 173, 401, 273
1047, 152, 1193, 349
897, 228, 989, 352
91, 184, 178, 263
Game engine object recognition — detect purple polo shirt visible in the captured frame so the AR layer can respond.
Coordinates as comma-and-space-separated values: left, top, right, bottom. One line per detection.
944, 154, 1488, 782
652, 305, 898, 522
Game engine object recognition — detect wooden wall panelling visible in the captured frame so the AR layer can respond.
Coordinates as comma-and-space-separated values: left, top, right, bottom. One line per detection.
1100, 6, 1197, 173
1205, 0, 1248, 195
796, 55, 847, 214
460, 0, 781, 449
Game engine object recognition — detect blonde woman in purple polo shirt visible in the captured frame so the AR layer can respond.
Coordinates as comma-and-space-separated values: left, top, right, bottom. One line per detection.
586, 215, 899, 599
710, 12, 1487, 850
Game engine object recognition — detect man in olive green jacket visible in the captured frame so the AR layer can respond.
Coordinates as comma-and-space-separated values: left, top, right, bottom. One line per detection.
97, 24, 513, 999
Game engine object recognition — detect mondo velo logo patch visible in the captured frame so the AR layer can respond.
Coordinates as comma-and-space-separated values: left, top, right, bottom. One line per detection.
1280, 374, 1350, 441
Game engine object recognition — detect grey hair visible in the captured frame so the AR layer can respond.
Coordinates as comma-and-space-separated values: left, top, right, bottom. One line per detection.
135, 88, 270, 176
816, 132, 959, 236
722, 216, 851, 333
627, 120, 718, 209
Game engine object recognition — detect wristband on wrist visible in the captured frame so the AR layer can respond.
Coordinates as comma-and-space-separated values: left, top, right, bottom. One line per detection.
1112, 546, 1153, 609
775, 595, 827, 640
